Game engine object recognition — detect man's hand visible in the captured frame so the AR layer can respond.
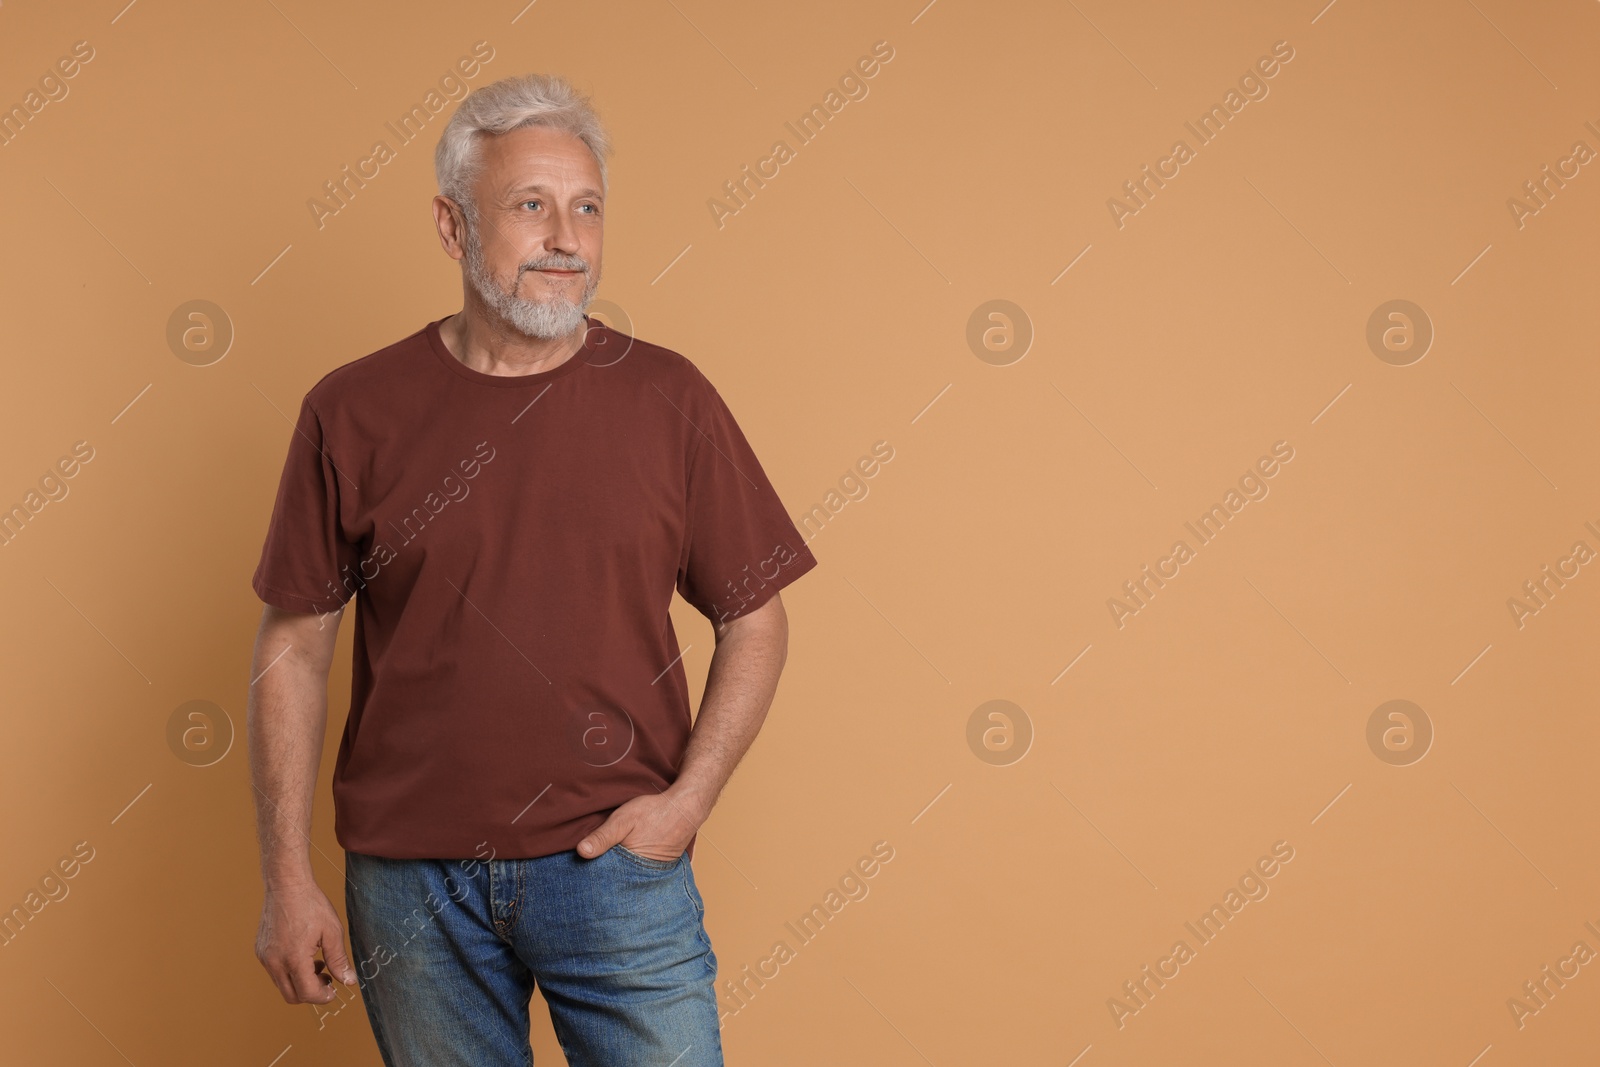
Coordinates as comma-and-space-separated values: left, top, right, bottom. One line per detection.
249, 604, 349, 1004
575, 594, 791, 864
255, 881, 358, 1004
576, 788, 711, 863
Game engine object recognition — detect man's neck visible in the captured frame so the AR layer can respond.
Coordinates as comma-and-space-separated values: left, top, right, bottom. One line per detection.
437, 307, 585, 378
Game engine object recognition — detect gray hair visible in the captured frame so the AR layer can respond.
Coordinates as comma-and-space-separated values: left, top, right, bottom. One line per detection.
434, 73, 612, 221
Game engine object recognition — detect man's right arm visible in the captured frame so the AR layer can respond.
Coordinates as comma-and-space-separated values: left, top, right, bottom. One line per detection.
248, 602, 358, 1004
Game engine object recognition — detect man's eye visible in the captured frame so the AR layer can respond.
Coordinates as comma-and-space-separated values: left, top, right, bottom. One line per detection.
522, 201, 541, 210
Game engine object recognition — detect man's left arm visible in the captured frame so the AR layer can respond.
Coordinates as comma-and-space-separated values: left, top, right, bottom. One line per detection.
576, 593, 790, 861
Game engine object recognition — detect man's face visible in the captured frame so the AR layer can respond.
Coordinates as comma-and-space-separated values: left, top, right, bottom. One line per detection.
457, 124, 604, 340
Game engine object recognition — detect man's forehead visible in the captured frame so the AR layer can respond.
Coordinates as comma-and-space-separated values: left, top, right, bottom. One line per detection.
480, 132, 602, 198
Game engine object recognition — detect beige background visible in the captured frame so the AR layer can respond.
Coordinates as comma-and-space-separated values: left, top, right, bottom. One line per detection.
1, 0, 1597, 1063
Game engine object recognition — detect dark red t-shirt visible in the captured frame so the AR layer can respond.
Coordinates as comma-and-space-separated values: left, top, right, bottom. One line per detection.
251, 315, 817, 860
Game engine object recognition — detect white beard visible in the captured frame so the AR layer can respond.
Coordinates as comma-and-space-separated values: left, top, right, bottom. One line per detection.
462, 215, 600, 340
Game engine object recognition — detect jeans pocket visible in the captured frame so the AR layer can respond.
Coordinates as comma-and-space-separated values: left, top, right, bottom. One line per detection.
614, 843, 681, 871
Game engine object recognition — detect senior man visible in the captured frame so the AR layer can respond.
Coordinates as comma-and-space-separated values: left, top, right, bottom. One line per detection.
248, 72, 816, 1066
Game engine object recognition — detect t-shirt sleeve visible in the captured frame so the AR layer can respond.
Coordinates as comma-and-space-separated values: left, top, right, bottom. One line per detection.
251, 394, 359, 615
675, 372, 818, 625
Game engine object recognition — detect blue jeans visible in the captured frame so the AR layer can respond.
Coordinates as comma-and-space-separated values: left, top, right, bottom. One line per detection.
343, 845, 724, 1066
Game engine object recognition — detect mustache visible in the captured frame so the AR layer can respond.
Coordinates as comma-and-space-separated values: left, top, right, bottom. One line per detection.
521, 256, 588, 274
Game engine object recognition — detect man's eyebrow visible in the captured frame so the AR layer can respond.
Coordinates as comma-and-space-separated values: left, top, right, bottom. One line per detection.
507, 183, 604, 199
